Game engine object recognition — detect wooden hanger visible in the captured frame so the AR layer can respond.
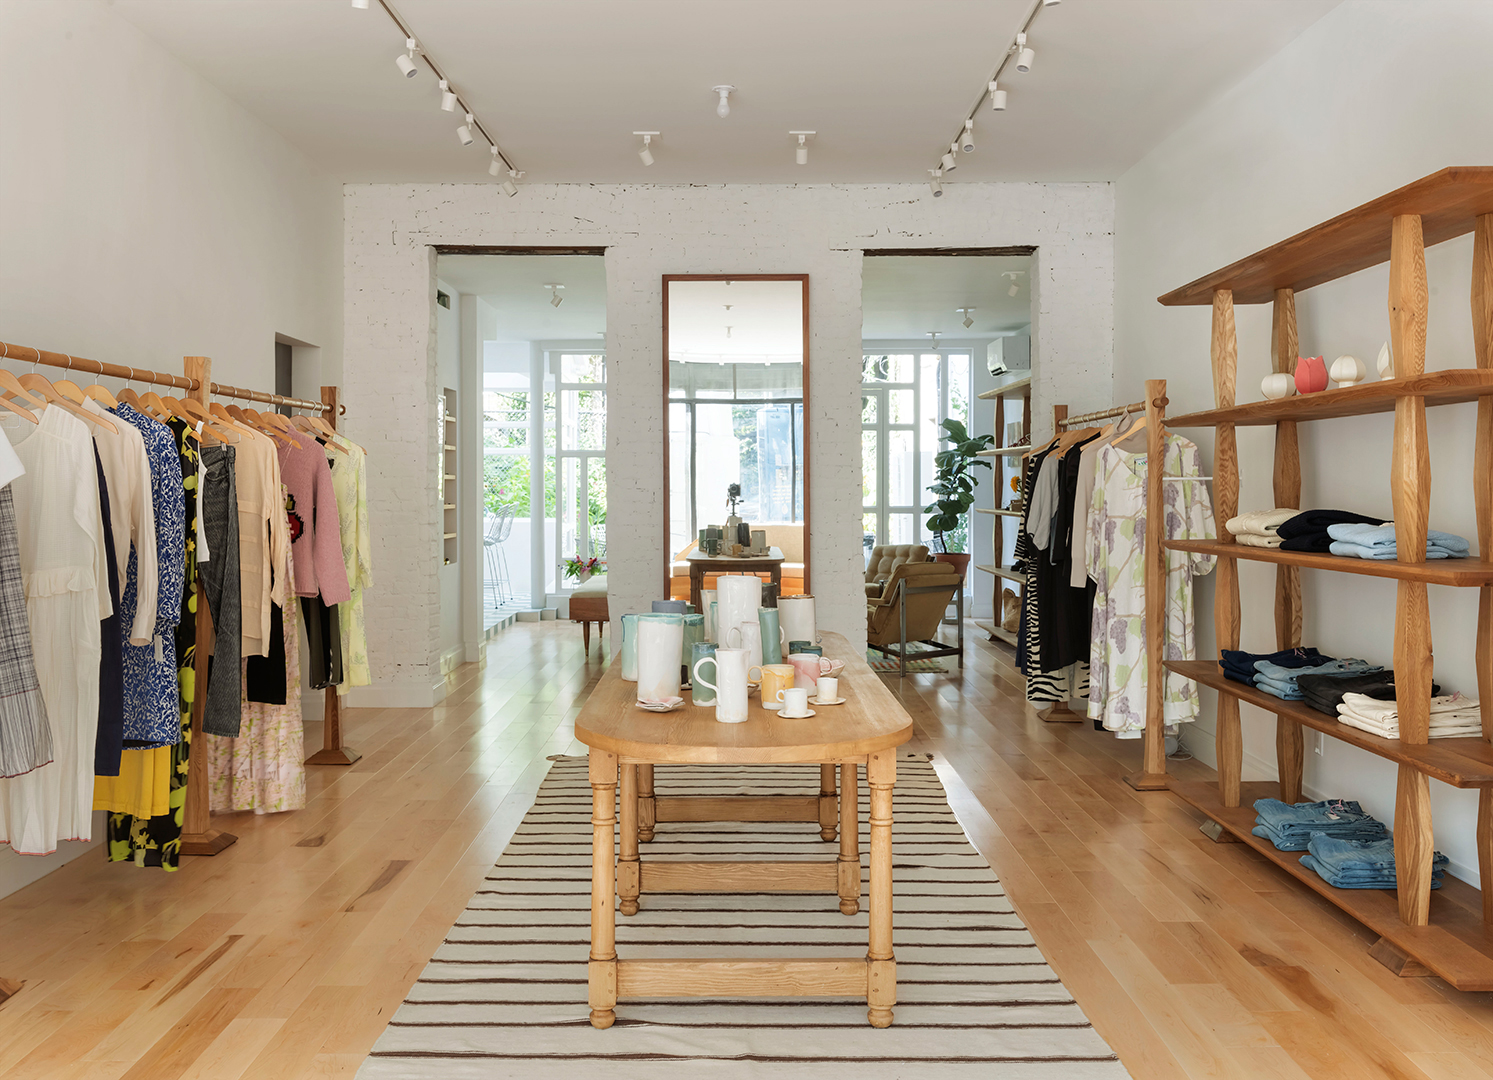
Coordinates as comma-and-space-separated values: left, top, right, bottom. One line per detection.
139, 390, 172, 422
237, 406, 302, 449
179, 399, 238, 443
262, 411, 306, 449
85, 383, 119, 408
19, 372, 118, 434
0, 369, 47, 411
54, 378, 87, 405
0, 393, 38, 425
209, 402, 261, 442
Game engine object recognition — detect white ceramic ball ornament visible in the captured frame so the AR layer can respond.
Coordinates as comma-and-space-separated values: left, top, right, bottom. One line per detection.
1260, 372, 1296, 400
1330, 354, 1366, 387
1377, 341, 1393, 381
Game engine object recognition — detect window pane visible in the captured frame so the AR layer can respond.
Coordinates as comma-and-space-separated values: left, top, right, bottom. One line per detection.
888, 389, 914, 425
561, 457, 580, 569
948, 354, 970, 426
862, 430, 877, 508
889, 513, 914, 545
575, 388, 605, 450
862, 354, 912, 383
861, 393, 877, 424
888, 429, 914, 506
670, 402, 692, 556
561, 353, 605, 383
863, 513, 878, 566
587, 457, 607, 560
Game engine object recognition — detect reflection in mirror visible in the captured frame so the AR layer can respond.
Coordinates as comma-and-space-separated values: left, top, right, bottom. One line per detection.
664, 276, 808, 600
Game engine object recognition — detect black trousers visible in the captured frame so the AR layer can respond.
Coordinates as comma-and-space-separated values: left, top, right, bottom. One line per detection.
244, 603, 286, 705
301, 597, 343, 691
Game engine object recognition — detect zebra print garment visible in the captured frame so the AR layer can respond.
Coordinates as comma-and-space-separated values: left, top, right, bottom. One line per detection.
1014, 447, 1088, 705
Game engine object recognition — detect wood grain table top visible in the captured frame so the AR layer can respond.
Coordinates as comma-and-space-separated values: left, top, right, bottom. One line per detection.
575, 631, 912, 763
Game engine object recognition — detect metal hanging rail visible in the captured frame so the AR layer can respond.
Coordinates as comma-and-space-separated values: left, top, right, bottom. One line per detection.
0, 339, 342, 414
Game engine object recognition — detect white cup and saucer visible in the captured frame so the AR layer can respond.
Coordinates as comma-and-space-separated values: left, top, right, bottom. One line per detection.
776, 686, 816, 719
808, 676, 845, 707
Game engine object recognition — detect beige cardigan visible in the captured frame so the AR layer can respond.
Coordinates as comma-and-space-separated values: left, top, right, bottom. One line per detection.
235, 430, 291, 656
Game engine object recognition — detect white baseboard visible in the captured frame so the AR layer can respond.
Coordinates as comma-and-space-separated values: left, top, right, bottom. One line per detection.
342, 676, 449, 709
440, 645, 464, 675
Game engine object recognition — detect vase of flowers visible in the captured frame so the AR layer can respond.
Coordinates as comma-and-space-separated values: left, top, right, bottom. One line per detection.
564, 555, 603, 583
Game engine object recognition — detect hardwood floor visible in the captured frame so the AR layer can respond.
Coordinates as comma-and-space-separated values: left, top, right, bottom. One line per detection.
3, 620, 1493, 1078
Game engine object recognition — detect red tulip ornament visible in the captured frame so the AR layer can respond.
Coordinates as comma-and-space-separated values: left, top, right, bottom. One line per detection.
1294, 355, 1328, 394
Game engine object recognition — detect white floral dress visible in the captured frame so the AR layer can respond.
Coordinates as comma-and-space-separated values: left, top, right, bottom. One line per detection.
1085, 435, 1216, 736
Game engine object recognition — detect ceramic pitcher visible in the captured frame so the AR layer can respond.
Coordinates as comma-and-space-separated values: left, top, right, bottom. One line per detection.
726, 619, 764, 671
758, 606, 784, 665
636, 614, 684, 701
758, 663, 796, 711
691, 642, 718, 706
778, 594, 817, 647
679, 613, 705, 677
716, 575, 762, 654
695, 647, 755, 724
620, 613, 641, 681
701, 589, 717, 640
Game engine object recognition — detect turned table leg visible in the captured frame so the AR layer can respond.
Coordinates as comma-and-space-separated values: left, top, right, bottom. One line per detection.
619, 764, 640, 916
838, 762, 860, 915
819, 763, 838, 841
866, 750, 897, 1028
637, 763, 656, 842
589, 750, 618, 1028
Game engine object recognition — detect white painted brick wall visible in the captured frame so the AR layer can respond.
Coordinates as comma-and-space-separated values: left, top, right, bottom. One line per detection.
344, 182, 1114, 698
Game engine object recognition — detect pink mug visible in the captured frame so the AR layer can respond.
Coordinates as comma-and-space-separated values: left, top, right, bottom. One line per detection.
789, 652, 833, 689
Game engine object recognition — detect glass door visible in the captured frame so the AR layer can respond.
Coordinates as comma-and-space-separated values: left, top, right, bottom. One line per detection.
552, 353, 607, 590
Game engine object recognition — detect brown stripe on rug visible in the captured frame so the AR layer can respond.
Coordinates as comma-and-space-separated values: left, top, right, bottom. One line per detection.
358, 755, 1129, 1079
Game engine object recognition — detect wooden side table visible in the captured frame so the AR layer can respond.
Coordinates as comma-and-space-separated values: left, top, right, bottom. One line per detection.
685, 547, 785, 610
576, 632, 912, 1029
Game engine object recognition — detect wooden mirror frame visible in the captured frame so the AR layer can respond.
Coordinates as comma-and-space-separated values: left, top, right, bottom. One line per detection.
662, 273, 810, 598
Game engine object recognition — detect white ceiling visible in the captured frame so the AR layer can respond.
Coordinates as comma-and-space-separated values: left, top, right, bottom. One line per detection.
114, 0, 1338, 184
668, 280, 803, 361
862, 255, 1031, 340
437, 254, 607, 341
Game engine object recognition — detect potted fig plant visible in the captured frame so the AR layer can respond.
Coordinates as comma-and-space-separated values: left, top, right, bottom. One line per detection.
923, 418, 995, 581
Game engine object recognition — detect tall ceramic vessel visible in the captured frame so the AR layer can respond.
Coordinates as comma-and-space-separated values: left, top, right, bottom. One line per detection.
779, 594, 817, 646
715, 575, 762, 652
620, 614, 640, 681
695, 647, 754, 724
726, 619, 764, 671
635, 614, 684, 701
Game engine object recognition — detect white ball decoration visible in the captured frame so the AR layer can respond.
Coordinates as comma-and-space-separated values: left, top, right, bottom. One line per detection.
1260, 372, 1296, 400
1330, 354, 1366, 388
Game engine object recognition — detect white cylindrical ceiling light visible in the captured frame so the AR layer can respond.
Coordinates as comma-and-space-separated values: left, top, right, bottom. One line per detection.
635, 132, 657, 166
395, 37, 419, 77
351, 0, 369, 9
457, 113, 475, 146
961, 119, 975, 152
439, 79, 458, 112
928, 169, 943, 198
989, 81, 1007, 110
790, 131, 814, 166
1015, 33, 1034, 72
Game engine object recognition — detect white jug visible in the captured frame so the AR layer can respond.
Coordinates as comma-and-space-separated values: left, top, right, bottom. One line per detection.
715, 575, 762, 652
694, 647, 758, 724
635, 614, 684, 702
778, 594, 817, 647
726, 619, 764, 671
701, 588, 717, 640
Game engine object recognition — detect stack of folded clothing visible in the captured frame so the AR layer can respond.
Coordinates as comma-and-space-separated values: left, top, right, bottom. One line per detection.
1338, 691, 1482, 739
1301, 833, 1448, 890
1327, 522, 1470, 560
1225, 508, 1298, 548
1297, 669, 1439, 716
1276, 509, 1386, 553
1254, 657, 1383, 701
1251, 797, 1389, 851
1220, 646, 1330, 687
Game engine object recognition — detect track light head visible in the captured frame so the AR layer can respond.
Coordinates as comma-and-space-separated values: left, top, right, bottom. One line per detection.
439, 79, 458, 112
489, 147, 503, 176
395, 37, 419, 78
545, 284, 565, 308
961, 119, 975, 153
501, 174, 518, 197
989, 81, 1008, 110
713, 85, 735, 118
457, 113, 474, 146
959, 308, 975, 329
928, 169, 943, 198
351, 0, 369, 8
1014, 33, 1034, 72
634, 132, 658, 166
790, 131, 814, 166
1043, 0, 1061, 5
941, 150, 957, 173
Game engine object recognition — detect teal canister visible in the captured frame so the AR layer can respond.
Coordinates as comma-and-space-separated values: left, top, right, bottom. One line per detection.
621, 614, 640, 681
758, 607, 783, 665
691, 642, 718, 706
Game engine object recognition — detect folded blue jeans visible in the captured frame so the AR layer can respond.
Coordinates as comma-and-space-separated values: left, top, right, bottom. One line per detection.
1253, 797, 1387, 840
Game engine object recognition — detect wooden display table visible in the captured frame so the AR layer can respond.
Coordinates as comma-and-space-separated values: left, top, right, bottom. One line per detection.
685, 546, 785, 610
575, 631, 913, 1029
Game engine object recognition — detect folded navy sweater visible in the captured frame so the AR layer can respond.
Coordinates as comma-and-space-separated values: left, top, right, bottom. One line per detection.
1276, 509, 1387, 553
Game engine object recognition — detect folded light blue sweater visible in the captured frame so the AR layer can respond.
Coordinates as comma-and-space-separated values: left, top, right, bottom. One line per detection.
1325, 522, 1470, 558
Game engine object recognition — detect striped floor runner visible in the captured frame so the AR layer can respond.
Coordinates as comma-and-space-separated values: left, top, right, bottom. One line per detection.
359, 755, 1128, 1079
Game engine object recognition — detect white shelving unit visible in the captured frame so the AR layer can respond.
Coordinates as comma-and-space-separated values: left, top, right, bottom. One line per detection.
972, 374, 1030, 646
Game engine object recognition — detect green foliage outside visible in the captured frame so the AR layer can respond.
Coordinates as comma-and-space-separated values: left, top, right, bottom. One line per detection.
923, 417, 994, 553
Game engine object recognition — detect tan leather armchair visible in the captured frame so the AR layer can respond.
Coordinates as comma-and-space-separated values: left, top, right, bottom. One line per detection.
864, 544, 929, 599
866, 561, 963, 677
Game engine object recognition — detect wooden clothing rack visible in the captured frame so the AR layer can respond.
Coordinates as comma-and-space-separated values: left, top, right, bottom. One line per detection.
0, 345, 359, 1003
1151, 168, 1493, 989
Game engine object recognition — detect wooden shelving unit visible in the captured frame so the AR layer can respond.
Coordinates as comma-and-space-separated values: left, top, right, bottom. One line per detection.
1148, 166, 1493, 982
976, 375, 1030, 648
441, 389, 458, 566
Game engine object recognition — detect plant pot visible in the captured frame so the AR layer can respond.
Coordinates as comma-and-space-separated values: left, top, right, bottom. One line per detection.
932, 552, 972, 583
576, 570, 592, 583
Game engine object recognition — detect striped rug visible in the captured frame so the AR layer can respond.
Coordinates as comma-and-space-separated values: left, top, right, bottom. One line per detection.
359, 755, 1128, 1079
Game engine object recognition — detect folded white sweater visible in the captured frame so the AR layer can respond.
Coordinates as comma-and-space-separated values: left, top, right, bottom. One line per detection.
1226, 508, 1299, 538
1337, 691, 1482, 739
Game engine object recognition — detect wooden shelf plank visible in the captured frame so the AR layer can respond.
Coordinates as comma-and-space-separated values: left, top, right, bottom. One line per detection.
974, 564, 1023, 583
977, 375, 1032, 399
1166, 660, 1493, 787
1168, 368, 1493, 428
1168, 780, 1493, 991
973, 618, 1017, 646
1163, 539, 1493, 587
1159, 167, 1493, 306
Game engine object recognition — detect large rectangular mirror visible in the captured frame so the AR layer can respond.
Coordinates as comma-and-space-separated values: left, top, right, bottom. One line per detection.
664, 275, 809, 602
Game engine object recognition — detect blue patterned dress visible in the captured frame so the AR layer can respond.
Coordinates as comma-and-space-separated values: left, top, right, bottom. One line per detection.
113, 403, 185, 748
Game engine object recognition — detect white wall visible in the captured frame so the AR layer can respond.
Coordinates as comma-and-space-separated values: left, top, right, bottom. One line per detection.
1114, 0, 1493, 882
344, 182, 1114, 703
0, 3, 342, 896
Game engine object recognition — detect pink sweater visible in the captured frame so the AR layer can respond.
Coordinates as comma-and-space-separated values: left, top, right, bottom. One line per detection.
277, 437, 352, 604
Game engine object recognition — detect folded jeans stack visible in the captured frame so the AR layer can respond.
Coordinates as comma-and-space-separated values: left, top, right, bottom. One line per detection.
1337, 691, 1482, 739
1300, 833, 1448, 890
1296, 669, 1439, 716
1276, 509, 1387, 553
1251, 797, 1389, 851
1225, 508, 1298, 549
1253, 657, 1383, 701
1220, 646, 1330, 688
1326, 522, 1470, 561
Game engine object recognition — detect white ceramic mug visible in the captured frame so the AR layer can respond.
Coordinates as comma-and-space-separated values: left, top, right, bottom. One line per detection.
789, 652, 833, 689
778, 687, 811, 718
815, 676, 839, 703
695, 647, 752, 724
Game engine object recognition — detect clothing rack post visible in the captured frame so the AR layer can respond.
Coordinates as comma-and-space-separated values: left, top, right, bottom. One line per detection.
306, 384, 361, 766
1124, 379, 1172, 791
180, 355, 236, 856
1041, 404, 1083, 723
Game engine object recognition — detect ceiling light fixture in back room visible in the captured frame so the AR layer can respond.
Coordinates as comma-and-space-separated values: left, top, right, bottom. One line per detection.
713, 85, 735, 118
790, 131, 814, 165
635, 132, 658, 166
